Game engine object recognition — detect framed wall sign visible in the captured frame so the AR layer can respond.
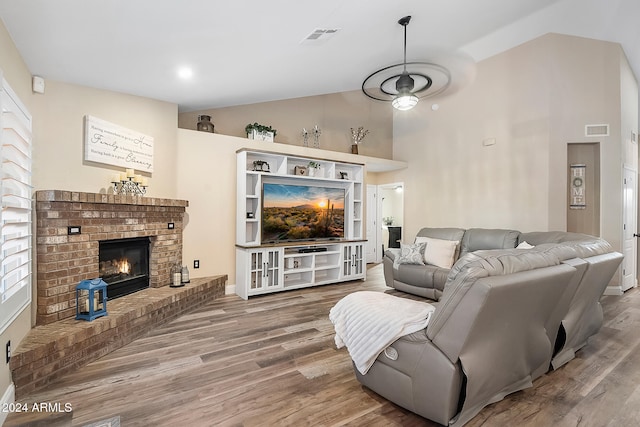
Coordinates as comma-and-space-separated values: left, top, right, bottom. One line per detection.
570, 164, 586, 209
84, 115, 154, 172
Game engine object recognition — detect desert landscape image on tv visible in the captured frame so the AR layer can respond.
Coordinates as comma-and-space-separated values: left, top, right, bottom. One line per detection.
262, 183, 345, 242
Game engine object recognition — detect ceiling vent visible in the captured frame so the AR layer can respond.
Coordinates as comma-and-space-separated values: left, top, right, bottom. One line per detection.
301, 28, 340, 44
585, 124, 609, 137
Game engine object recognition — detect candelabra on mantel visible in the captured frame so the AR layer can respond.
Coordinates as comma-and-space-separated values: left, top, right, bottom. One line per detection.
111, 168, 148, 196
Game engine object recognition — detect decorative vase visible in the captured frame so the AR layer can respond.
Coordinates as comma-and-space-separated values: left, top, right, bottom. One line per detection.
197, 115, 214, 133
351, 144, 358, 154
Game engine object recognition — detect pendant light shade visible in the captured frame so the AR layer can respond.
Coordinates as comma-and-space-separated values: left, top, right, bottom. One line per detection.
392, 92, 419, 110
392, 71, 419, 110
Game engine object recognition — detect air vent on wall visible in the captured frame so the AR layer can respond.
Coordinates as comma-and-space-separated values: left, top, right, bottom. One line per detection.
300, 28, 340, 44
585, 124, 609, 137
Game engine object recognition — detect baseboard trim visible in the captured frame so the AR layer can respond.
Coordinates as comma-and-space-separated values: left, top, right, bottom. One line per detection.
0, 383, 15, 426
225, 283, 236, 295
604, 285, 623, 296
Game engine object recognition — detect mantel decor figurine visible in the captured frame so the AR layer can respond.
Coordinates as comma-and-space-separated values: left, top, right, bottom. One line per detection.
111, 168, 148, 196
350, 126, 370, 154
312, 125, 321, 148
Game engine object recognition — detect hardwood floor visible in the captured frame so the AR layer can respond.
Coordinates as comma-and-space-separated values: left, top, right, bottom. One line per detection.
6, 264, 640, 427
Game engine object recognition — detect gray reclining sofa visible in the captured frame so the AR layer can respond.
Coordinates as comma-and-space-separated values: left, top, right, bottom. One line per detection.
353, 228, 622, 425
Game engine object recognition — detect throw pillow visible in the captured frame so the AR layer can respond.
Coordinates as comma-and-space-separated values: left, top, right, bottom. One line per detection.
415, 236, 458, 269
517, 241, 535, 249
393, 242, 426, 268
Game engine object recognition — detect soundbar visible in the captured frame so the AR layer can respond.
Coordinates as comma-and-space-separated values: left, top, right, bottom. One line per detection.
298, 247, 328, 253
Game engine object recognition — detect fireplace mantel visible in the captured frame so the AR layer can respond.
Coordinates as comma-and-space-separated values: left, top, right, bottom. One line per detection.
36, 190, 189, 208
35, 190, 189, 325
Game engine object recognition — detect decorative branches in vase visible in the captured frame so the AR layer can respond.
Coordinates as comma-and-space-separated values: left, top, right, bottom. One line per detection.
350, 126, 370, 154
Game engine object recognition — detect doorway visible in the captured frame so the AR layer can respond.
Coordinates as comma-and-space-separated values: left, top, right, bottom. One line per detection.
366, 183, 405, 263
622, 166, 637, 291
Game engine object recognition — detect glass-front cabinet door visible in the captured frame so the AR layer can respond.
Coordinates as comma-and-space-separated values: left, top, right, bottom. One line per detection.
249, 248, 282, 293
265, 249, 280, 289
342, 243, 364, 279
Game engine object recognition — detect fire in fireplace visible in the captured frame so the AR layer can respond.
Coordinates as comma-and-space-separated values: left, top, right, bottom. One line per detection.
99, 237, 150, 299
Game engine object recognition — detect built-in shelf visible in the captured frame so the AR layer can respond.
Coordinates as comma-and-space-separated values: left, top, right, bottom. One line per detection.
236, 149, 366, 299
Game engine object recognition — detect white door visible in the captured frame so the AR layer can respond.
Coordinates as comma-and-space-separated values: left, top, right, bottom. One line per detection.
366, 185, 378, 263
622, 167, 637, 291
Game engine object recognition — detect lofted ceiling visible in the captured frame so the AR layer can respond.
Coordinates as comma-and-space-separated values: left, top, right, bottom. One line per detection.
0, 0, 639, 112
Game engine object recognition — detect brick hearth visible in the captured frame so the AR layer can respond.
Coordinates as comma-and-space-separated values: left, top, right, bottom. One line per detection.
10, 275, 227, 398
35, 190, 189, 325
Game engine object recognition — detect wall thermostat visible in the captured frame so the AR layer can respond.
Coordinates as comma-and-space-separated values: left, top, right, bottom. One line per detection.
32, 76, 45, 94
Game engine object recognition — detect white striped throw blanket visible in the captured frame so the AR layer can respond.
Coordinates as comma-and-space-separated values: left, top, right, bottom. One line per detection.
329, 291, 435, 374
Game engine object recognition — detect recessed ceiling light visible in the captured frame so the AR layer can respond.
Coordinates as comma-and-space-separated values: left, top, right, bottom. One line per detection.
431, 103, 440, 111
177, 67, 193, 79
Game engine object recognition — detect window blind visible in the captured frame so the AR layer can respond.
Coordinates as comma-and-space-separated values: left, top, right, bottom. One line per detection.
0, 77, 32, 334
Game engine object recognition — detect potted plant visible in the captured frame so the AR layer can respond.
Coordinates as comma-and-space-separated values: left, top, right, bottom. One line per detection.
245, 122, 277, 142
307, 161, 321, 177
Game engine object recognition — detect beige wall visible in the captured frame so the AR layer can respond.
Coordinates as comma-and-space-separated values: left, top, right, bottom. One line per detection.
389, 34, 552, 236
384, 33, 637, 288
546, 35, 625, 253
621, 51, 639, 169
0, 20, 32, 104
0, 17, 35, 406
30, 81, 179, 198
178, 90, 393, 159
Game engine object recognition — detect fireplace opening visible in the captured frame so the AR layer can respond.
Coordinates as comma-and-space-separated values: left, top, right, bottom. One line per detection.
99, 237, 150, 299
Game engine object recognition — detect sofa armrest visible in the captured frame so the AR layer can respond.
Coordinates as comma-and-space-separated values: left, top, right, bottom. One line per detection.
384, 248, 400, 262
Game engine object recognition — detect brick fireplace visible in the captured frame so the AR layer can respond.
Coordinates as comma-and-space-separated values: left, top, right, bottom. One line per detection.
35, 190, 188, 325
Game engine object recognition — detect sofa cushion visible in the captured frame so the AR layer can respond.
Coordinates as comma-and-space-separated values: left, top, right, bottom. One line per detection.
516, 241, 535, 249
520, 231, 614, 260
415, 236, 458, 269
519, 231, 593, 245
416, 227, 466, 242
394, 242, 426, 267
459, 228, 520, 258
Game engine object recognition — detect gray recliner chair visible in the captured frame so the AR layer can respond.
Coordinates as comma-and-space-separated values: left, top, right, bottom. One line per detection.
519, 231, 624, 369
354, 250, 577, 426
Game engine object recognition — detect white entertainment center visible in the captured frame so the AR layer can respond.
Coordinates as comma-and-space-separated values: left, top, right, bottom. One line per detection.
236, 148, 366, 299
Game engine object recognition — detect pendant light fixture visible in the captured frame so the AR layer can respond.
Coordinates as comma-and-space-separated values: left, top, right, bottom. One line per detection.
362, 15, 453, 111
391, 16, 419, 110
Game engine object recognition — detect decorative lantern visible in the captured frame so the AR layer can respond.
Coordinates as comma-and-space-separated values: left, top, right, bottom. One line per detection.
171, 263, 183, 287
181, 265, 190, 284
75, 278, 108, 321
196, 115, 215, 133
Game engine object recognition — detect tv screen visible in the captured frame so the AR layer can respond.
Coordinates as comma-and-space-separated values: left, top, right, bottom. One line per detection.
262, 183, 345, 242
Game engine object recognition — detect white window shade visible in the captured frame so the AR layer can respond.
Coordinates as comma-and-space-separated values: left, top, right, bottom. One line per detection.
0, 77, 32, 334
